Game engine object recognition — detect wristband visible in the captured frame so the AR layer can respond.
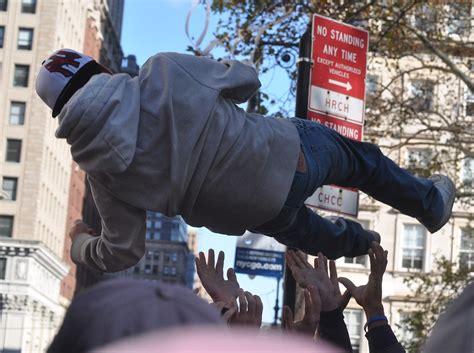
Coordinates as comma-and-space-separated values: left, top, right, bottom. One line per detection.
364, 315, 388, 332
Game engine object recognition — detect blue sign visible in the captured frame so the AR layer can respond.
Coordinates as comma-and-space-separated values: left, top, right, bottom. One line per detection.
234, 247, 284, 278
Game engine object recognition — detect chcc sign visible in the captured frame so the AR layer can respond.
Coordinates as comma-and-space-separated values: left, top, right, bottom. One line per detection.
305, 14, 369, 216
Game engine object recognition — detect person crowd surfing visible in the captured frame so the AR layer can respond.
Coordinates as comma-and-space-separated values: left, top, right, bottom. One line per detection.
35, 49, 455, 273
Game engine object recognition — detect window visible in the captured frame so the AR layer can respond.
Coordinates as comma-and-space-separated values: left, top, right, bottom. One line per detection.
133, 266, 140, 274
0, 216, 13, 237
9, 102, 25, 125
146, 220, 152, 228
345, 256, 366, 266
152, 265, 158, 275
402, 224, 425, 270
0, 0, 7, 11
144, 264, 151, 274
345, 220, 369, 265
6, 139, 22, 162
462, 158, 473, 191
0, 258, 6, 279
13, 64, 29, 87
344, 309, 363, 353
466, 93, 474, 117
146, 250, 153, 260
366, 74, 379, 96
406, 149, 432, 178
153, 251, 159, 260
414, 4, 436, 32
459, 228, 474, 272
409, 80, 434, 111
0, 26, 4, 48
17, 28, 33, 50
171, 252, 178, 262
448, 3, 471, 36
21, 0, 36, 13
146, 229, 154, 240
163, 266, 176, 276
2, 177, 17, 201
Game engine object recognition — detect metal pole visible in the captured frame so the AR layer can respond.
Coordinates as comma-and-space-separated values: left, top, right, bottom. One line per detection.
273, 276, 281, 326
295, 24, 312, 119
283, 23, 312, 315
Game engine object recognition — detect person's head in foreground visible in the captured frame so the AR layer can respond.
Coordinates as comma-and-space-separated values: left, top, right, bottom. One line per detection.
47, 278, 223, 353
94, 327, 341, 353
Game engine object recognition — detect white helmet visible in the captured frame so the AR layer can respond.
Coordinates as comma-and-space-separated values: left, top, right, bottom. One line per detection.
36, 48, 110, 117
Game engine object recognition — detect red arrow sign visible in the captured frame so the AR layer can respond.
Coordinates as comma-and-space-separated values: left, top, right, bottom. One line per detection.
310, 14, 369, 101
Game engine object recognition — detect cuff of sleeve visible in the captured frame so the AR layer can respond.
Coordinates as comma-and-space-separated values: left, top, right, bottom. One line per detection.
70, 233, 96, 265
320, 308, 344, 323
365, 324, 398, 350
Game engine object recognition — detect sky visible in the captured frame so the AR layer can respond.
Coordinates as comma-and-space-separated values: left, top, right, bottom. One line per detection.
121, 0, 285, 324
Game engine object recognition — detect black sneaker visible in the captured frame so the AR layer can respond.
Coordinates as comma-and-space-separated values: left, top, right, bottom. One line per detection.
417, 174, 456, 233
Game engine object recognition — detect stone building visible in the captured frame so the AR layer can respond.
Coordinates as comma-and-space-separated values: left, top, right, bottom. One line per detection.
0, 1, 89, 351
302, 8, 473, 352
60, 0, 124, 302
109, 213, 195, 288
0, 0, 124, 351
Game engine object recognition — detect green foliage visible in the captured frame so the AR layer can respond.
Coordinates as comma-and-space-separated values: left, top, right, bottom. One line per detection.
398, 256, 473, 353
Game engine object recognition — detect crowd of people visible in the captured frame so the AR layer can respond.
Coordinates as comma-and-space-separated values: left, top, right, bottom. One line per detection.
46, 240, 473, 353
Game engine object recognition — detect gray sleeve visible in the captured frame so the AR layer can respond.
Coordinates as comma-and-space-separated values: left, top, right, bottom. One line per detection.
70, 177, 146, 272
160, 53, 261, 103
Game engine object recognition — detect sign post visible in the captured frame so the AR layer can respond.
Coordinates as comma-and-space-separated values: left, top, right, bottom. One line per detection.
305, 14, 369, 217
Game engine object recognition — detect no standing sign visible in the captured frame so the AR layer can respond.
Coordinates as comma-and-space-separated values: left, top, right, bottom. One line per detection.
305, 14, 369, 217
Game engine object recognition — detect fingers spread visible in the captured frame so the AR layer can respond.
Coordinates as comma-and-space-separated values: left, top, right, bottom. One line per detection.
329, 260, 339, 287
216, 251, 225, 278
317, 252, 326, 272
339, 290, 352, 310
245, 291, 256, 314
227, 267, 238, 284
296, 251, 312, 269
208, 249, 215, 270
238, 289, 247, 313
254, 295, 263, 323
338, 277, 357, 295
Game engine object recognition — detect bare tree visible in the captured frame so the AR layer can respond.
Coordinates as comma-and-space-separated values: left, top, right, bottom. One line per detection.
198, 1, 473, 203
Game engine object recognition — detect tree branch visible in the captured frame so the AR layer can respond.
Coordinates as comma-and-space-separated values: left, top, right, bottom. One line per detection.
405, 24, 474, 92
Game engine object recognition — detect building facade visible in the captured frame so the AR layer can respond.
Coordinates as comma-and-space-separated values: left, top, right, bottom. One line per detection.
0, 0, 124, 351
108, 213, 195, 288
0, 0, 91, 351
60, 0, 124, 302
309, 7, 473, 352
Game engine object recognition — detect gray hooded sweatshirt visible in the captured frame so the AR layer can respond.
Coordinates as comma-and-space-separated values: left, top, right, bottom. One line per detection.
57, 52, 300, 272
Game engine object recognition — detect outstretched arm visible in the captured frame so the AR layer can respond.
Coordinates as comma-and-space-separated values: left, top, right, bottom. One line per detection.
286, 251, 353, 351
70, 176, 146, 272
339, 242, 405, 353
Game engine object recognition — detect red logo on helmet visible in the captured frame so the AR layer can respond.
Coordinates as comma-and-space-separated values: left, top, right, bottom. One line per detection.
44, 50, 82, 77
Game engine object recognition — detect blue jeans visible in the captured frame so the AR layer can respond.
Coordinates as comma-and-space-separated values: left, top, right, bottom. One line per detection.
252, 118, 443, 259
